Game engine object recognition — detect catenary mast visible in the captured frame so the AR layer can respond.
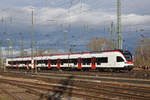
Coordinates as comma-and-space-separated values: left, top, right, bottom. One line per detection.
117, 0, 122, 49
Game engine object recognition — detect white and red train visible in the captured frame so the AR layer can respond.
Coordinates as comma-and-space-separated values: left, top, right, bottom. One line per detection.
6, 49, 134, 71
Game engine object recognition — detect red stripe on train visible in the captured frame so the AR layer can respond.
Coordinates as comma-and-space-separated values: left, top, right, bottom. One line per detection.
78, 58, 82, 69
91, 57, 96, 70
48, 60, 51, 69
57, 59, 60, 69
33, 60, 36, 68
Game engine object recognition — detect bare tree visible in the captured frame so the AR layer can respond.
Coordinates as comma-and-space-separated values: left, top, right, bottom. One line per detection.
134, 37, 150, 68
86, 37, 112, 51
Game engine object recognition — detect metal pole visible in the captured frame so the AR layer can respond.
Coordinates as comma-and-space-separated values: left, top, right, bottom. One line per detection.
19, 32, 24, 57
117, 0, 122, 49
64, 30, 67, 53
111, 22, 115, 49
60, 24, 67, 53
31, 9, 34, 58
10, 43, 13, 57
31, 8, 36, 73
21, 36, 24, 57
7, 39, 11, 58
0, 42, 2, 69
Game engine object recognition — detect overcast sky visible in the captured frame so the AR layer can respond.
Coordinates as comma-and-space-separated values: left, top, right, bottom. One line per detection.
0, 0, 150, 54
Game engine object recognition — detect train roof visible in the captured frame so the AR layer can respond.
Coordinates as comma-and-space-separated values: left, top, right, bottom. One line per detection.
7, 49, 131, 59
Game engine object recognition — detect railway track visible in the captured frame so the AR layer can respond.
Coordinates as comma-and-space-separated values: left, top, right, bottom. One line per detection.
4, 69, 150, 79
0, 77, 150, 100
2, 70, 150, 85
0, 77, 109, 100
0, 71, 150, 100
0, 87, 23, 100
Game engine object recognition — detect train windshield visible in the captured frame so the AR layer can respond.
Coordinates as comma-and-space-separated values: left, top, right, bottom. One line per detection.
123, 52, 132, 61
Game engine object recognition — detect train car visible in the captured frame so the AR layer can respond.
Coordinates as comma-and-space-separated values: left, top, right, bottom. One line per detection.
6, 49, 134, 71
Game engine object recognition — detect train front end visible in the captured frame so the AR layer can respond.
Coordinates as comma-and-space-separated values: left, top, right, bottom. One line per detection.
122, 50, 134, 71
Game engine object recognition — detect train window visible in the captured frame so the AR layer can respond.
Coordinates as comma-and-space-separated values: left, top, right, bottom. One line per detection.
37, 60, 41, 64
69, 59, 72, 63
19, 61, 21, 64
24, 61, 31, 65
19, 61, 24, 64
61, 59, 68, 64
28, 61, 31, 64
117, 56, 124, 62
74, 61, 77, 65
37, 60, 45, 64
82, 58, 91, 65
12, 61, 14, 65
123, 51, 132, 61
8, 61, 11, 64
20, 61, 25, 64
39, 60, 42, 64
42, 60, 45, 64
9, 61, 14, 65
11, 61, 14, 65
82, 58, 86, 65
96, 58, 101, 65
10, 61, 14, 65
61, 59, 78, 64
18, 61, 20, 64
61, 59, 68, 63
61, 61, 64, 65
71, 59, 77, 65
25, 61, 28, 65
69, 59, 75, 63
54, 60, 57, 65
51, 60, 57, 65
37, 60, 40, 65
96, 57, 108, 64
44, 60, 48, 65
86, 58, 91, 65
51, 61, 54, 65
124, 55, 132, 61
61, 59, 64, 65
13, 61, 16, 65
101, 57, 108, 63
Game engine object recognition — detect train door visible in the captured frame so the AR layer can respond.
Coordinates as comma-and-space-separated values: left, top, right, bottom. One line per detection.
48, 59, 51, 69
91, 57, 96, 69
33, 60, 36, 69
16, 61, 18, 68
78, 58, 82, 69
57, 59, 60, 69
